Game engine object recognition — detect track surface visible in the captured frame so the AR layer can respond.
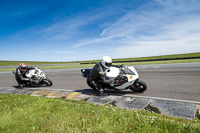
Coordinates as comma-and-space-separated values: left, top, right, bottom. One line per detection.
0, 64, 200, 102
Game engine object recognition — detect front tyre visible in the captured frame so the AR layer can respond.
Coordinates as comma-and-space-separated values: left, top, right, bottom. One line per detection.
130, 79, 147, 93
44, 78, 53, 86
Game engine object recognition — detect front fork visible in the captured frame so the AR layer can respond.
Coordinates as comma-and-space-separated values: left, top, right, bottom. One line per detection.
129, 78, 139, 89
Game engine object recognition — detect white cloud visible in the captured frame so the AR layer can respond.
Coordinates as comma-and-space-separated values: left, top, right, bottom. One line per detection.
42, 2, 129, 41
111, 37, 200, 58
36, 0, 200, 61
100, 0, 200, 38
74, 36, 114, 47
74, 0, 200, 59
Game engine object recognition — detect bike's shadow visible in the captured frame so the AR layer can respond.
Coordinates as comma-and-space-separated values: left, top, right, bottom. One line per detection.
75, 88, 143, 96
12, 85, 48, 89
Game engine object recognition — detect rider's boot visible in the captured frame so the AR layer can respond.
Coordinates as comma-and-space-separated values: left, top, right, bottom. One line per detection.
98, 90, 104, 96
17, 80, 24, 89
18, 83, 23, 89
29, 80, 33, 86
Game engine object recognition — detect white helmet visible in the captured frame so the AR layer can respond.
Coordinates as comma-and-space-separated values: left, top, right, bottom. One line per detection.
101, 56, 112, 68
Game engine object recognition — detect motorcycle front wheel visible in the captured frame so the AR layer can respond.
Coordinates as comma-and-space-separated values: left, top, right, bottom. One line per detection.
130, 79, 147, 93
44, 78, 53, 86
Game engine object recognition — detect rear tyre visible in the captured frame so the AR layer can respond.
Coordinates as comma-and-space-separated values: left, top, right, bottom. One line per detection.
87, 78, 96, 91
45, 78, 53, 86
130, 79, 147, 93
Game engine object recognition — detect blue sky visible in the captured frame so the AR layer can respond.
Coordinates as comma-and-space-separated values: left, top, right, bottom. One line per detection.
0, 0, 200, 61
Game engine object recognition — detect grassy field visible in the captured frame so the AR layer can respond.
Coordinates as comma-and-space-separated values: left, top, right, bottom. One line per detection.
0, 58, 200, 72
0, 52, 200, 72
0, 61, 81, 67
79, 52, 200, 64
0, 52, 200, 66
0, 94, 199, 133
113, 52, 200, 61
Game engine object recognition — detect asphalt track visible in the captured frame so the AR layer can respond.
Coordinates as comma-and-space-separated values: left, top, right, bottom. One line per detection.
0, 63, 200, 102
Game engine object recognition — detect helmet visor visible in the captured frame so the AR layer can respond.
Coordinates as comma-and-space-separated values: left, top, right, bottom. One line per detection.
20, 66, 26, 71
105, 62, 112, 67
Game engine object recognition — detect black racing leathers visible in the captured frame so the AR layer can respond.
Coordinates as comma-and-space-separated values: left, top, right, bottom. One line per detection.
89, 63, 124, 85
15, 66, 35, 87
89, 62, 111, 95
90, 62, 111, 85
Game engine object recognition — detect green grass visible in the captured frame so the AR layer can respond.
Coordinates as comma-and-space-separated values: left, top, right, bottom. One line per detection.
0, 64, 94, 72
114, 58, 200, 66
0, 61, 73, 66
0, 52, 200, 66
0, 53, 200, 72
80, 52, 200, 64
0, 60, 78, 66
0, 59, 199, 72
0, 94, 199, 133
113, 52, 200, 61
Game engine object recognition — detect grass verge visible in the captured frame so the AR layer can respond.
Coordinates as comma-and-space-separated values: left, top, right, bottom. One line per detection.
80, 52, 200, 64
0, 52, 200, 66
0, 59, 200, 72
0, 61, 79, 66
0, 94, 200, 132
0, 64, 94, 72
113, 58, 200, 66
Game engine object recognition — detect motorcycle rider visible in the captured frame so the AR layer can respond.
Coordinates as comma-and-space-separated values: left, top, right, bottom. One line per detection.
15, 63, 35, 89
89, 56, 124, 96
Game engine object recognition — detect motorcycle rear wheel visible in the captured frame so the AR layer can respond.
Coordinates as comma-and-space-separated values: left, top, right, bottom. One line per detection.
87, 78, 96, 91
130, 79, 147, 93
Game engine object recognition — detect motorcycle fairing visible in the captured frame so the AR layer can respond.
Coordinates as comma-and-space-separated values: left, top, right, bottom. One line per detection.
25, 68, 47, 83
105, 67, 120, 79
115, 74, 138, 89
114, 75, 128, 86
25, 70, 33, 78
106, 66, 139, 90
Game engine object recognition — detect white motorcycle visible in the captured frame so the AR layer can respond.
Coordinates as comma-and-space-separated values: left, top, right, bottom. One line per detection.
13, 67, 53, 87
81, 65, 147, 93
